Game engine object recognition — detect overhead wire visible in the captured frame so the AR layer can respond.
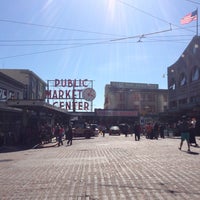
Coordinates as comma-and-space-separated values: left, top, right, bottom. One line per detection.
184, 0, 200, 5
0, 19, 125, 37
117, 0, 197, 34
0, 1, 198, 59
0, 34, 193, 60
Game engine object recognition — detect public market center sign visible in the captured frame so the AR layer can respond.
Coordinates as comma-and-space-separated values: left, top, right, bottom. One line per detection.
45, 79, 96, 112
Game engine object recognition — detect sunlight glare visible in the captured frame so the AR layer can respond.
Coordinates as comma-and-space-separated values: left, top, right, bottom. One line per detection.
108, 0, 116, 21
41, 0, 53, 11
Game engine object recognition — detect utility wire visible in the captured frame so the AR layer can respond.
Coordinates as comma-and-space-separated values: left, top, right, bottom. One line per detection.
110, 26, 172, 41
117, 0, 196, 34
0, 34, 193, 47
0, 19, 125, 37
0, 1, 197, 59
184, 0, 200, 5
0, 38, 112, 42
0, 40, 112, 60
0, 33, 192, 60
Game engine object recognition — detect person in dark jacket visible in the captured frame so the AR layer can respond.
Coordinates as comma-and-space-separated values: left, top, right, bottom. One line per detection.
189, 118, 199, 147
178, 116, 190, 152
134, 123, 141, 141
66, 125, 73, 146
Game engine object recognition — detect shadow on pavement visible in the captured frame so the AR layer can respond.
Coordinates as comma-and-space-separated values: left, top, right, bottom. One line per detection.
187, 151, 199, 155
180, 150, 199, 155
0, 145, 33, 153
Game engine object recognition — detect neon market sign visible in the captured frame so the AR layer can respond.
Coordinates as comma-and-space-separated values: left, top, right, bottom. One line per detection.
45, 79, 96, 112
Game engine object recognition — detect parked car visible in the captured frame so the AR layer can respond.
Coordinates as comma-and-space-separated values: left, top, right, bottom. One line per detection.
109, 126, 120, 135
119, 123, 131, 135
90, 124, 100, 136
71, 121, 93, 139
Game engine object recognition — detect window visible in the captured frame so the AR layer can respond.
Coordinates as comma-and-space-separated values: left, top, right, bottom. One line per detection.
170, 101, 177, 108
169, 78, 175, 90
119, 92, 125, 101
147, 94, 155, 101
190, 96, 200, 103
179, 73, 187, 86
8, 90, 15, 99
179, 98, 187, 105
191, 66, 199, 81
132, 93, 140, 101
0, 87, 7, 100
118, 103, 125, 109
16, 92, 20, 99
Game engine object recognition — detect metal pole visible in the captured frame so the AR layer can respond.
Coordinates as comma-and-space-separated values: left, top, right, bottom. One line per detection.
73, 80, 76, 113
91, 80, 93, 112
196, 8, 199, 36
196, 8, 198, 36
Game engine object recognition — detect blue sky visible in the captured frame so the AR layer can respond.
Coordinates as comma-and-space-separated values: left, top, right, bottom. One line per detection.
0, 0, 199, 109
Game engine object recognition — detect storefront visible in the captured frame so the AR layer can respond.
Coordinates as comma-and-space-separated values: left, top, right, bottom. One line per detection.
0, 100, 70, 146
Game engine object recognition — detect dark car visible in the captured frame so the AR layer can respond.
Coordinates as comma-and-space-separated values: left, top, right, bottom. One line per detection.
119, 123, 130, 135
90, 124, 99, 136
109, 126, 120, 135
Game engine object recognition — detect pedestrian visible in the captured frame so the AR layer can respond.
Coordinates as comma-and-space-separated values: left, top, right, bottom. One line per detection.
102, 127, 106, 137
178, 116, 190, 152
189, 118, 198, 147
153, 122, 159, 139
159, 124, 165, 138
145, 123, 153, 139
58, 125, 63, 146
54, 123, 60, 142
124, 123, 129, 137
66, 125, 73, 146
134, 122, 141, 141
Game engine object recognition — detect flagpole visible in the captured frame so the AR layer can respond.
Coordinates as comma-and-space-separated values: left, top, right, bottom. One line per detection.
197, 8, 198, 36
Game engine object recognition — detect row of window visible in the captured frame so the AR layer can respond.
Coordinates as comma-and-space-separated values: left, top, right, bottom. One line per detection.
118, 92, 168, 102
170, 95, 200, 108
0, 87, 21, 100
169, 65, 200, 90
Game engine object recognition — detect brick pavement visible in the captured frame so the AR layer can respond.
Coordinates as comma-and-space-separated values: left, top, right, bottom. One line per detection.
0, 135, 200, 200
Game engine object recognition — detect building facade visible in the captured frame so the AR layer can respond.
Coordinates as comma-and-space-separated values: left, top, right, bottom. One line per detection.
168, 36, 200, 118
104, 81, 168, 122
0, 69, 46, 100
0, 69, 69, 147
0, 71, 25, 101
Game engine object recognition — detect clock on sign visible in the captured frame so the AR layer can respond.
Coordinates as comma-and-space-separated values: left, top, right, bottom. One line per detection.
82, 88, 96, 101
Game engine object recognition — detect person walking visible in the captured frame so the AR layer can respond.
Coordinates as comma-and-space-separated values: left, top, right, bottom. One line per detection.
159, 124, 165, 138
153, 122, 159, 139
178, 116, 190, 152
189, 118, 199, 147
58, 125, 63, 146
134, 122, 141, 141
54, 123, 60, 143
66, 125, 73, 146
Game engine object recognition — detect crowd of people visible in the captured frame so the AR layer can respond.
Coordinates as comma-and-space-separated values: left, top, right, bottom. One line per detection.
38, 116, 199, 152
38, 123, 73, 147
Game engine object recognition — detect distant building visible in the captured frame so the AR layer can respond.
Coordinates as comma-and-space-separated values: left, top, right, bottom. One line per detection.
0, 71, 25, 101
104, 81, 168, 122
0, 69, 46, 100
0, 69, 68, 146
168, 36, 200, 118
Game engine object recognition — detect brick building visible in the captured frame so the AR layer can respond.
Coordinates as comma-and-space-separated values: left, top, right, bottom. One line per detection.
104, 81, 168, 123
168, 36, 200, 118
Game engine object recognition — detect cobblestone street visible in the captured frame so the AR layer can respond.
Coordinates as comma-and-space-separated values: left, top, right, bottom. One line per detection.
0, 135, 200, 200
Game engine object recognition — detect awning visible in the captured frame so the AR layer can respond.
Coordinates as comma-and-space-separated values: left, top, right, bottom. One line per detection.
0, 101, 22, 113
6, 100, 69, 115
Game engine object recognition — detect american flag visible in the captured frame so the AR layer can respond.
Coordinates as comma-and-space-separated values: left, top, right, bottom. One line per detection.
180, 10, 198, 25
